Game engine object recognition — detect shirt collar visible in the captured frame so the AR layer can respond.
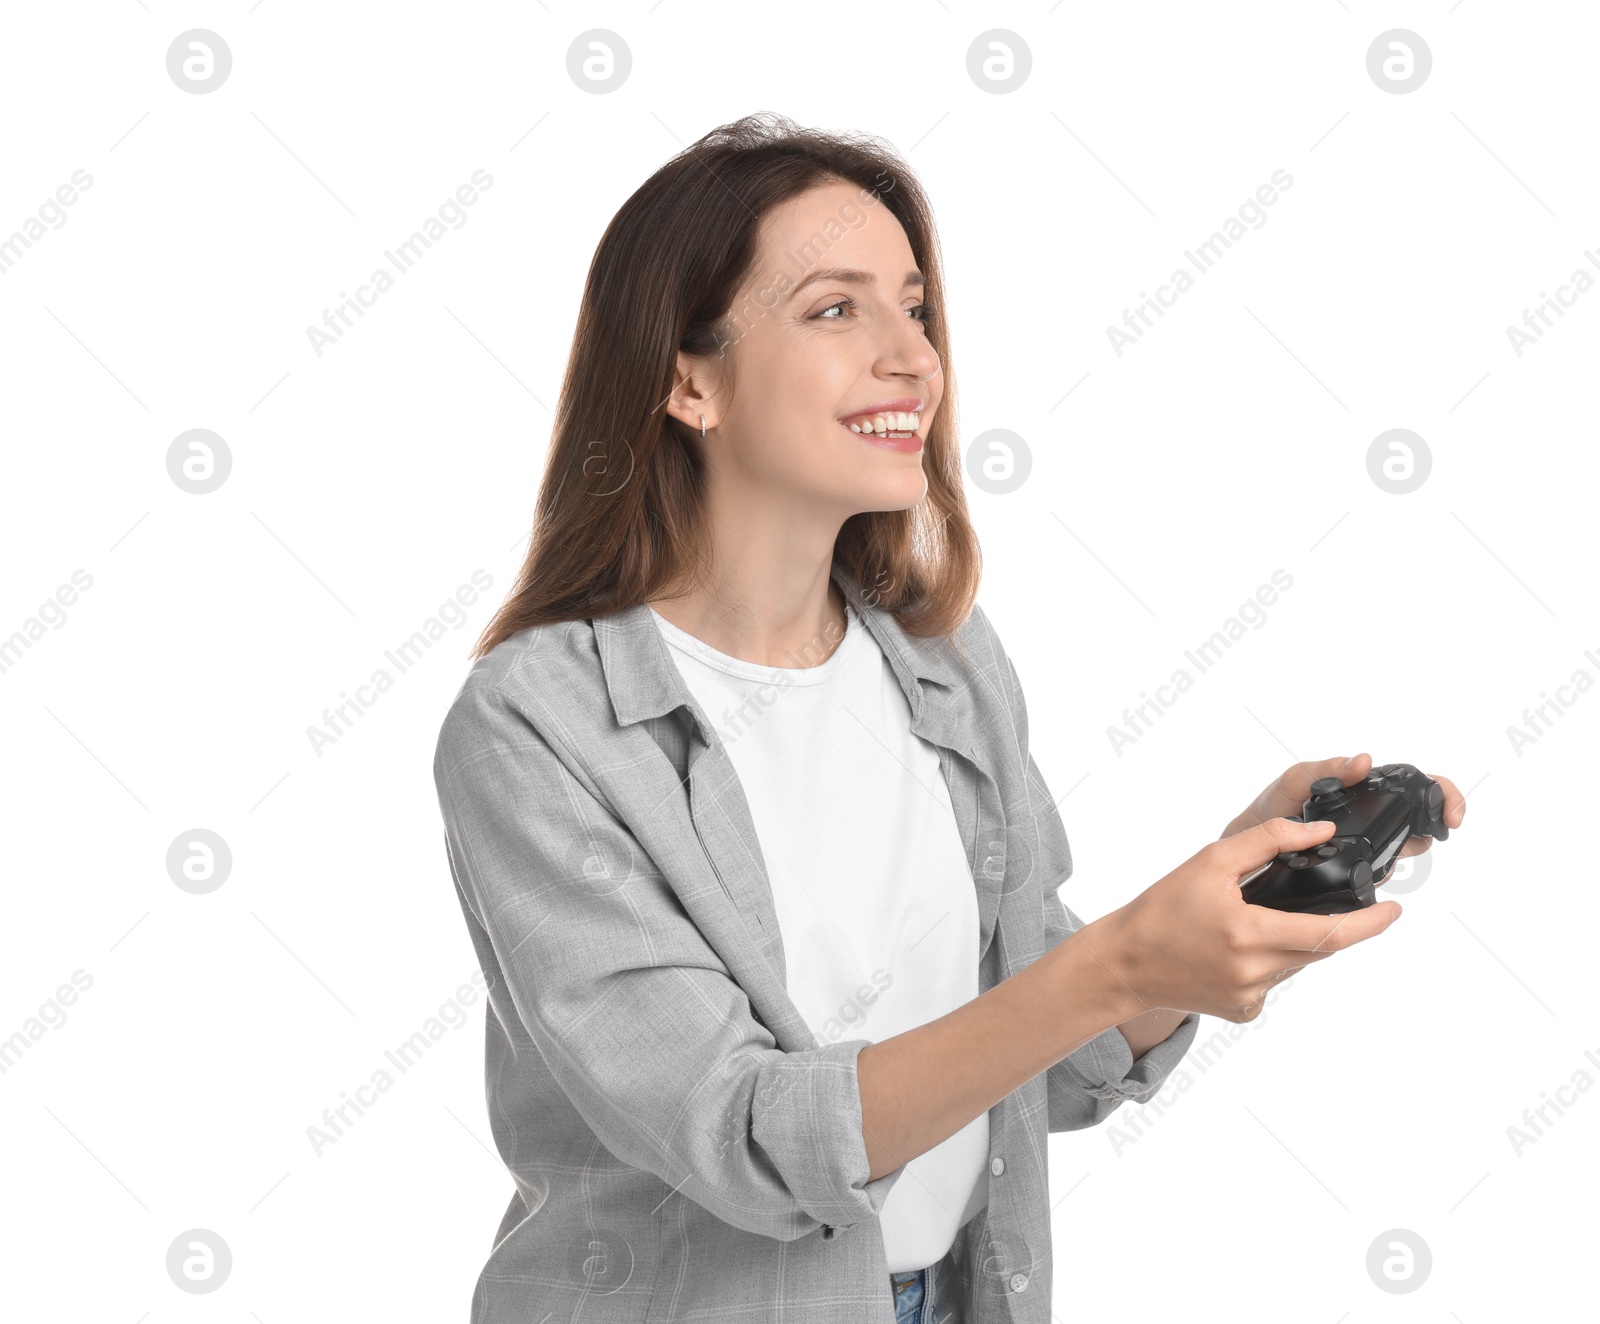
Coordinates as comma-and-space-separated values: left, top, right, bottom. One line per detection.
592, 563, 970, 745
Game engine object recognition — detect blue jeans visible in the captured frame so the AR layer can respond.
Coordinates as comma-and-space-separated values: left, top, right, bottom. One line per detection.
888, 1250, 959, 1324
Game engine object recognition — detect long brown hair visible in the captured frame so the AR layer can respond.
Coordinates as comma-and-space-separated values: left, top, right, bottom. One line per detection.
472, 111, 981, 660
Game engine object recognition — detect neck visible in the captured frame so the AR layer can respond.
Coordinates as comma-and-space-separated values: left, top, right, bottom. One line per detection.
647, 534, 849, 669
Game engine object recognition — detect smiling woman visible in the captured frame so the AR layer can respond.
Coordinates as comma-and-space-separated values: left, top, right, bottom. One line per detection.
427, 112, 1425, 1324
471, 116, 979, 653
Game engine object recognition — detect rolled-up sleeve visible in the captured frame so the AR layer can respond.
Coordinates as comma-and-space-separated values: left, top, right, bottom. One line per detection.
434, 678, 901, 1242
984, 616, 1200, 1132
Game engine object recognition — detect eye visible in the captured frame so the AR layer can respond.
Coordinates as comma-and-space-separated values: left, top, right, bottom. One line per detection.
811, 297, 937, 328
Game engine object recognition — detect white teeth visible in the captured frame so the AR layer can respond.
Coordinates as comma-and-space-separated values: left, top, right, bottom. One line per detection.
848, 410, 921, 434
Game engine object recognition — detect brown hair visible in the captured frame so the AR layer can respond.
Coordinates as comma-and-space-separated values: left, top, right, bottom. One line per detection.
471, 111, 981, 660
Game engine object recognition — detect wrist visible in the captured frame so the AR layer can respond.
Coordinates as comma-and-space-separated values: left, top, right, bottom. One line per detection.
1048, 910, 1148, 1031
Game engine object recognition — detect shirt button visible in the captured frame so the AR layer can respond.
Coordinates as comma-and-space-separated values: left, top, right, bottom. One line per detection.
990, 1157, 1005, 1176
1009, 1272, 1029, 1293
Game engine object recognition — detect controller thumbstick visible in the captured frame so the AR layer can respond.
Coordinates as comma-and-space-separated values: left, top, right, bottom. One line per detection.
1310, 776, 1345, 796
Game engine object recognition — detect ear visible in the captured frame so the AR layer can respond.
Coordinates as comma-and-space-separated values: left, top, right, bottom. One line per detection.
665, 350, 722, 435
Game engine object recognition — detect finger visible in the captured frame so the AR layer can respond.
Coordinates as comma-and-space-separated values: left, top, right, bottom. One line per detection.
1213, 815, 1338, 877
1424, 771, 1468, 828
1256, 897, 1404, 955
1260, 754, 1368, 821
1396, 836, 1433, 859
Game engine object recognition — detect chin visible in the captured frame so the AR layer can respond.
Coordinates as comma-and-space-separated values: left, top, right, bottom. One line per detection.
851, 472, 927, 514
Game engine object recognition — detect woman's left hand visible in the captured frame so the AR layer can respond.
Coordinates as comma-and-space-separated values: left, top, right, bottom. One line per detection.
1219, 752, 1466, 857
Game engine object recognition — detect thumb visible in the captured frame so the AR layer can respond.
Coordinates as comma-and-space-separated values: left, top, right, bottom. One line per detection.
1214, 815, 1338, 879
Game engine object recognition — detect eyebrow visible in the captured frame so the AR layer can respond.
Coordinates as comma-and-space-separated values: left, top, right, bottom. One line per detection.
789, 267, 926, 299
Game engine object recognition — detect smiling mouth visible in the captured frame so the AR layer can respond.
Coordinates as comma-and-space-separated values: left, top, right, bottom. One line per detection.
841, 419, 923, 452
841, 408, 922, 438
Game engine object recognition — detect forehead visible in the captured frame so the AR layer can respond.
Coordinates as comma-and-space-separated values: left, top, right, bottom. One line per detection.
751, 179, 916, 273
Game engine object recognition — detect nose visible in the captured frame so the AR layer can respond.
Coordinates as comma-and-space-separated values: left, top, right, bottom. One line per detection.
877, 312, 940, 386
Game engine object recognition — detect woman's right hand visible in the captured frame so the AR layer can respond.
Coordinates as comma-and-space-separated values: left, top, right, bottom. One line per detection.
1089, 817, 1404, 1023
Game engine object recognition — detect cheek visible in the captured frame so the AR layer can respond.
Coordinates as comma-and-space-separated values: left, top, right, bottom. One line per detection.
736, 417, 839, 489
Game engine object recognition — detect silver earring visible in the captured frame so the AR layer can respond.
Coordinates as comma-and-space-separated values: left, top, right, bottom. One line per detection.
700, 414, 706, 439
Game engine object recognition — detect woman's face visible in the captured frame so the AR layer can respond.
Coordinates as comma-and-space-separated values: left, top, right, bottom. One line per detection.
679, 178, 943, 518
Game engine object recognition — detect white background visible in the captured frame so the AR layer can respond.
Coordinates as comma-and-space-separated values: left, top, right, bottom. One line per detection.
1, 2, 1593, 1319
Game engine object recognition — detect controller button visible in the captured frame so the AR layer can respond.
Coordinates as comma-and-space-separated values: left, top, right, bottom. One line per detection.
1310, 776, 1344, 796
1316, 845, 1339, 857
1379, 764, 1404, 777
1428, 783, 1443, 814
1287, 855, 1311, 868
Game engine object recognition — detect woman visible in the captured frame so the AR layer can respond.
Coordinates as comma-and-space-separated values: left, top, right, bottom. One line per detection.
433, 113, 1463, 1324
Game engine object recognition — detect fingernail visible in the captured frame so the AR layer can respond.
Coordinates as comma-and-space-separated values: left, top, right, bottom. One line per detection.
1343, 753, 1363, 770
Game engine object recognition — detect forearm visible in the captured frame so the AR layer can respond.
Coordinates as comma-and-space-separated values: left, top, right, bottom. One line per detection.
856, 918, 1139, 1182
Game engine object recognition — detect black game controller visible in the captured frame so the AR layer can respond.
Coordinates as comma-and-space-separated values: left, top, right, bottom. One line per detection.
1239, 762, 1449, 914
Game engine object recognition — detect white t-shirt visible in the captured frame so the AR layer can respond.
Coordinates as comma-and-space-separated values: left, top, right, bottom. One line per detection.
649, 598, 989, 1272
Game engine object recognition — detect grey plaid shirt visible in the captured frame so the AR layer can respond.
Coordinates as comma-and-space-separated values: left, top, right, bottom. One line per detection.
433, 564, 1199, 1322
